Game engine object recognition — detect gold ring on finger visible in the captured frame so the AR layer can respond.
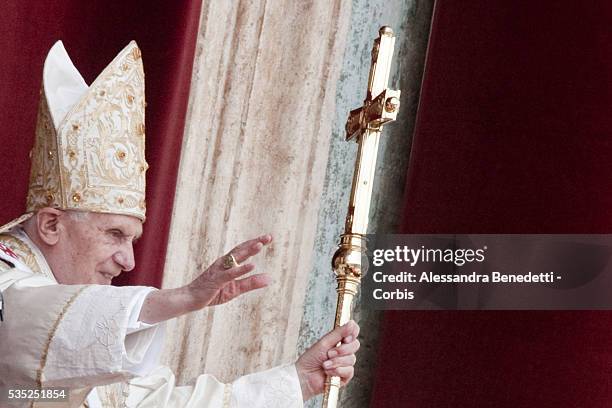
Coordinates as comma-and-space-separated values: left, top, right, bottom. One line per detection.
223, 253, 239, 269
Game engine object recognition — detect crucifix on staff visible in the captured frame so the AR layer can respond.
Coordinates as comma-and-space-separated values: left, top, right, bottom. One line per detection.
323, 26, 402, 408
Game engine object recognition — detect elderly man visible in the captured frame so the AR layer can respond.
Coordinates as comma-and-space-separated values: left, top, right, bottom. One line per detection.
0, 40, 359, 407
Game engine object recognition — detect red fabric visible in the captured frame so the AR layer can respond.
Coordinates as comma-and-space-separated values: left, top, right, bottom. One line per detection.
0, 1, 202, 287
372, 1, 612, 407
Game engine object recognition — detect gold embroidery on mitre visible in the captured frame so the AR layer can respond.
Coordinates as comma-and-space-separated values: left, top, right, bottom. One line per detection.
27, 42, 147, 221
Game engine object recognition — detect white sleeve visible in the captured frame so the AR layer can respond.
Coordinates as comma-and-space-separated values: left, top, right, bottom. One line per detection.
45, 285, 164, 387
0, 277, 163, 390
122, 364, 304, 408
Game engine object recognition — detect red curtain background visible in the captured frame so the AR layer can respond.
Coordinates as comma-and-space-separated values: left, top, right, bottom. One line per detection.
0, 1, 202, 287
372, 1, 612, 407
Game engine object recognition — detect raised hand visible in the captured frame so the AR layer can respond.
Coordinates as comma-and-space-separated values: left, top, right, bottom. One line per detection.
139, 235, 273, 324
187, 234, 273, 308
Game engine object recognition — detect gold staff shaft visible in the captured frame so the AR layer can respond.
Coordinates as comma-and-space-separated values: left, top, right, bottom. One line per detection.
322, 26, 401, 408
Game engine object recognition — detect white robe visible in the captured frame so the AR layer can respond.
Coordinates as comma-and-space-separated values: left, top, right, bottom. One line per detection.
0, 229, 303, 408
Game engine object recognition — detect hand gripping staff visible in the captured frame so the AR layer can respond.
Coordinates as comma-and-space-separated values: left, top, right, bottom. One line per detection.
322, 26, 401, 408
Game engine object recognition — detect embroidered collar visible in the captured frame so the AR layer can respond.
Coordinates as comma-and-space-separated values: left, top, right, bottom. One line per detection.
0, 227, 56, 282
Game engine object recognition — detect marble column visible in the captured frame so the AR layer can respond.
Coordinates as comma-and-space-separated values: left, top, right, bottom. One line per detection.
161, 0, 352, 384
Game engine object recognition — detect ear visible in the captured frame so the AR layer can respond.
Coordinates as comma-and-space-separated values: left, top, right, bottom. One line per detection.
35, 207, 65, 246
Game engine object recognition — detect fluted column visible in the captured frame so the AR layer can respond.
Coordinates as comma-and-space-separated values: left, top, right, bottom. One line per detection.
161, 0, 351, 383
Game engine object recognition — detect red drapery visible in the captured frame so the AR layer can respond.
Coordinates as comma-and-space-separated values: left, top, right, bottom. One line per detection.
0, 1, 202, 287
372, 1, 612, 407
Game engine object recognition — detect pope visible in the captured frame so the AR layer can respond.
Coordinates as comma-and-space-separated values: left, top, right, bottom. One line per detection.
0, 40, 359, 408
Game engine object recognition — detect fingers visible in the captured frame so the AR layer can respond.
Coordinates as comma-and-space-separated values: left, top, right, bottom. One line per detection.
209, 263, 254, 285
226, 263, 255, 280
319, 321, 359, 387
316, 320, 360, 351
324, 366, 354, 385
215, 273, 271, 304
210, 234, 273, 284
228, 234, 273, 264
323, 354, 356, 370
234, 273, 271, 294
322, 336, 359, 386
341, 321, 360, 344
327, 338, 360, 359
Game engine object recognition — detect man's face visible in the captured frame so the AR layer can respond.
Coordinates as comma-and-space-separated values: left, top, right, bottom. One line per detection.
52, 212, 143, 285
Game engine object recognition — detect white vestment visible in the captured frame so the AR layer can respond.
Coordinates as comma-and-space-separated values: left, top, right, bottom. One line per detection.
0, 228, 303, 408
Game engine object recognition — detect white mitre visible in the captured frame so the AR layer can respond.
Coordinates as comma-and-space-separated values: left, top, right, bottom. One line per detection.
0, 40, 148, 233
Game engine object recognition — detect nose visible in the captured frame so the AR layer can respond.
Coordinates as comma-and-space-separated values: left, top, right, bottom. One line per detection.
113, 242, 136, 272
